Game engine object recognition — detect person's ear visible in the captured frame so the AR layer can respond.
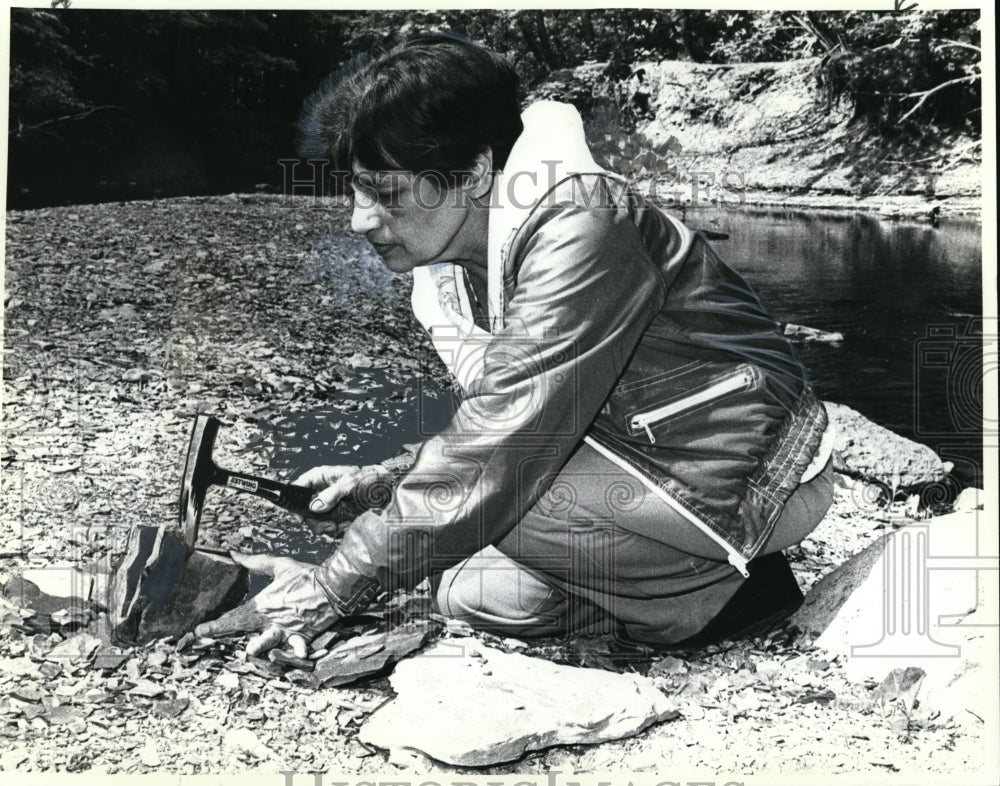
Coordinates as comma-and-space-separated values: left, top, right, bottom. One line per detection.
464, 150, 494, 200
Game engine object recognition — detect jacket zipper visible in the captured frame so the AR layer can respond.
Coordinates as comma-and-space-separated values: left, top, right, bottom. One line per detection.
583, 435, 751, 578
630, 369, 754, 444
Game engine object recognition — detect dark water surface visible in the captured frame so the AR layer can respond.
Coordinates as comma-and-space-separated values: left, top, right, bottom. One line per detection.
689, 207, 985, 487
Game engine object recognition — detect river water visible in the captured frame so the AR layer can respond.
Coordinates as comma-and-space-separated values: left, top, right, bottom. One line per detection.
690, 207, 985, 488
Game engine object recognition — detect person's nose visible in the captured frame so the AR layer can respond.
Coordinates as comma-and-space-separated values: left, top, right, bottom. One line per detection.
351, 192, 384, 235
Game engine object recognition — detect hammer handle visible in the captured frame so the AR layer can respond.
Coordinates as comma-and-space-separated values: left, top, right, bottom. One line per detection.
215, 468, 316, 515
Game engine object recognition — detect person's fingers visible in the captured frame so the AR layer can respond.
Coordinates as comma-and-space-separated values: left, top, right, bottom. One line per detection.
194, 602, 265, 638
293, 465, 360, 489
310, 474, 358, 513
246, 624, 285, 657
286, 634, 308, 659
292, 466, 330, 489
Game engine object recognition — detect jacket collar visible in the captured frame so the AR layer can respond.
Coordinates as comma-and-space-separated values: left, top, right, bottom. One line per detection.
486, 101, 606, 329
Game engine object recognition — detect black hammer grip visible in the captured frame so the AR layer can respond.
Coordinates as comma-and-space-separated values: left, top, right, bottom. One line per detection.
213, 467, 316, 515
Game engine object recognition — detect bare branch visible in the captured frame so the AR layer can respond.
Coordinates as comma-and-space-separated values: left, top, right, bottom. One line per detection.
11, 105, 121, 135
883, 140, 981, 167
898, 75, 979, 123
935, 40, 982, 54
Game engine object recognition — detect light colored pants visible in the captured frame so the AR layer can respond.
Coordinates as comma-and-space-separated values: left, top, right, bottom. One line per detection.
435, 441, 834, 645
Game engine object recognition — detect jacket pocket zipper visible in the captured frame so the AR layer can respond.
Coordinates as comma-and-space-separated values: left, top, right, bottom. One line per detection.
630, 369, 754, 444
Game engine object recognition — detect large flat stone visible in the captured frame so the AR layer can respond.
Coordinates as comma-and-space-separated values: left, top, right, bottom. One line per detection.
824, 401, 949, 487
0, 568, 99, 634
137, 549, 249, 643
360, 637, 679, 766
791, 508, 998, 723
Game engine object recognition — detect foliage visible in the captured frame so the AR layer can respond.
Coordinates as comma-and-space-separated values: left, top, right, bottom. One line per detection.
8, 10, 89, 130
5, 8, 982, 207
7, 9, 355, 204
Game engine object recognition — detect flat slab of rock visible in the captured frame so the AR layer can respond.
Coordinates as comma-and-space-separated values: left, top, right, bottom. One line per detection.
360, 637, 679, 766
824, 401, 949, 487
792, 508, 998, 723
109, 525, 248, 645
1, 566, 98, 633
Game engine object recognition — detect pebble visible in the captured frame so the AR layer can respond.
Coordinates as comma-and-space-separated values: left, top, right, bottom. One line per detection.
55, 683, 81, 698
11, 687, 44, 703
68, 717, 89, 735
304, 694, 330, 713
651, 655, 688, 675
683, 704, 706, 720
710, 675, 732, 695
223, 727, 279, 761
129, 679, 166, 698
124, 658, 143, 681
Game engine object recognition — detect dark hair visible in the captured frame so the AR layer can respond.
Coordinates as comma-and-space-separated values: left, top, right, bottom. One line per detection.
297, 32, 522, 193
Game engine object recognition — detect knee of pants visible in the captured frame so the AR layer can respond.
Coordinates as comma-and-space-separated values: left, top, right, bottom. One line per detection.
763, 459, 836, 553
435, 556, 567, 628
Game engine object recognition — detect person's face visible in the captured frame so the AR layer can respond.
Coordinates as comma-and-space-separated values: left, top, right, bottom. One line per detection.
350, 165, 471, 274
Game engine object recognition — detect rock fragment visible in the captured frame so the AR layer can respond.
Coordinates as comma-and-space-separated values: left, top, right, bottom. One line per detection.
824, 401, 949, 487
108, 526, 248, 645
44, 633, 102, 665
791, 508, 997, 723
311, 623, 433, 688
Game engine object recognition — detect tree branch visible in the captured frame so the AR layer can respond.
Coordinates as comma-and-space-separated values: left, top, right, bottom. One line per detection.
935, 40, 982, 54
11, 105, 121, 135
898, 75, 979, 123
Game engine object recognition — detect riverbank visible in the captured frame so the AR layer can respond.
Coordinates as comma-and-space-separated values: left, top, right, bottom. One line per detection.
533, 57, 982, 219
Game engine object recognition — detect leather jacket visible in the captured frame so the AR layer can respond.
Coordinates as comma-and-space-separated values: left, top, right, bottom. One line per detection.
317, 102, 827, 614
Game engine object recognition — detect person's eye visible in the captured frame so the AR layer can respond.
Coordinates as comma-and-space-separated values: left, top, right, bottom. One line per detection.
353, 188, 378, 209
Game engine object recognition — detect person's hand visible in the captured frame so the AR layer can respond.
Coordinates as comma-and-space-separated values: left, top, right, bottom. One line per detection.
194, 552, 340, 657
293, 464, 392, 514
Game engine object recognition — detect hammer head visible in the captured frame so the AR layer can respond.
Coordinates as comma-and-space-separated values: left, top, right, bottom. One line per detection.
178, 414, 221, 550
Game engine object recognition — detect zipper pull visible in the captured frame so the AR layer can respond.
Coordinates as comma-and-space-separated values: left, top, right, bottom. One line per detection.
633, 418, 656, 444
728, 552, 751, 579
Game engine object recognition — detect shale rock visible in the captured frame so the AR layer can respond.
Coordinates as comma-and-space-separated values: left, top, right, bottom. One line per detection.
360, 637, 679, 766
1, 568, 99, 633
824, 401, 949, 487
310, 623, 434, 688
108, 525, 248, 645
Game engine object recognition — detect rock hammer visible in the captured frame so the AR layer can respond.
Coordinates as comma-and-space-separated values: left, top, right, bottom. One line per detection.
178, 413, 320, 549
